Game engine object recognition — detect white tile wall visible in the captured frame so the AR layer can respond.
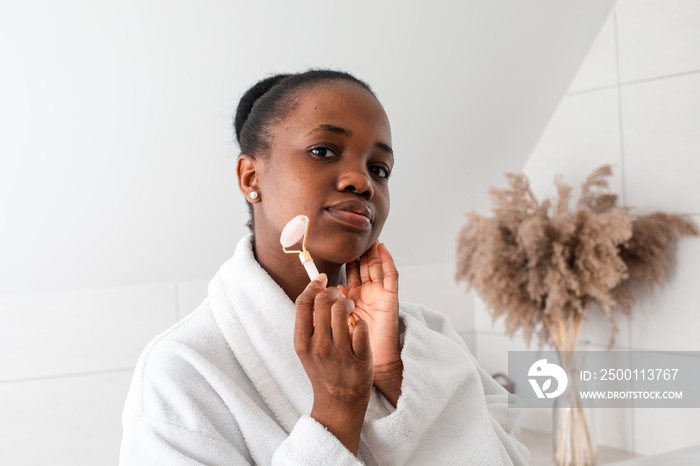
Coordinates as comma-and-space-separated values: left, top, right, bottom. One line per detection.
398, 262, 474, 334
616, 0, 700, 83
0, 371, 132, 466
627, 227, 700, 351
474, 332, 531, 378
176, 279, 209, 320
473, 293, 506, 335
519, 408, 633, 454
459, 330, 476, 356
595, 408, 636, 452
633, 408, 700, 456
0, 284, 176, 381
523, 88, 623, 205
621, 74, 700, 214
568, 12, 618, 93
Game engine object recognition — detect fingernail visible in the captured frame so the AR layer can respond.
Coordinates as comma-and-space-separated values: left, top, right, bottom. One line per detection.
313, 273, 328, 287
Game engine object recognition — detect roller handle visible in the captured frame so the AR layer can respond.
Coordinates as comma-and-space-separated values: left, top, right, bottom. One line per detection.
302, 257, 320, 281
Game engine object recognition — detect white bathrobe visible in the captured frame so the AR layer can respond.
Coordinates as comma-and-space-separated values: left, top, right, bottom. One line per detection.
119, 236, 530, 465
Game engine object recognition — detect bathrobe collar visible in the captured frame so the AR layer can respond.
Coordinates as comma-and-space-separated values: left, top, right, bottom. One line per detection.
208, 235, 313, 433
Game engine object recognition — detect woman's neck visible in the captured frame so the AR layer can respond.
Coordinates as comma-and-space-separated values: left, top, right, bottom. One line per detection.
252, 234, 345, 302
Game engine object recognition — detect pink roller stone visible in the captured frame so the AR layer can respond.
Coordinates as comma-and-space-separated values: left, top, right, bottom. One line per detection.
280, 215, 308, 248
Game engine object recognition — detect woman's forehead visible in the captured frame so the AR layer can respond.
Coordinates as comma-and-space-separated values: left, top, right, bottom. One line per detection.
294, 82, 377, 110
287, 81, 391, 137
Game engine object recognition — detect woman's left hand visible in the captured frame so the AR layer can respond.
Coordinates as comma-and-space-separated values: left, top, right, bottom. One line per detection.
344, 241, 403, 406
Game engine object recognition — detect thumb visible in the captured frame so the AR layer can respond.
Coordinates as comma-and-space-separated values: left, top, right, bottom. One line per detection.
351, 319, 372, 362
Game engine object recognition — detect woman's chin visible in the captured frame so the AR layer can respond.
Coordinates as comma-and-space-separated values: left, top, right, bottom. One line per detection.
304, 227, 380, 269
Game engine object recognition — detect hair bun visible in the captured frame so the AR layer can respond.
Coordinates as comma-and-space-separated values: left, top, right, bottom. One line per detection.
234, 74, 290, 143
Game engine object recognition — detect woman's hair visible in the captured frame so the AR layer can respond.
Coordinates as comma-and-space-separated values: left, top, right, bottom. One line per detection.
234, 69, 375, 157
234, 69, 377, 232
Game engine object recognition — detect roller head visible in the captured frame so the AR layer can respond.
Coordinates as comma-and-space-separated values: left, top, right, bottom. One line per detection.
280, 215, 308, 248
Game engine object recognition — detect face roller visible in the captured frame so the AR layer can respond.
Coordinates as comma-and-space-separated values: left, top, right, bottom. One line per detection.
280, 215, 320, 281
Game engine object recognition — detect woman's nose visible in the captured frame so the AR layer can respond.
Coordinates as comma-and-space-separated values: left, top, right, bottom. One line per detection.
336, 166, 374, 199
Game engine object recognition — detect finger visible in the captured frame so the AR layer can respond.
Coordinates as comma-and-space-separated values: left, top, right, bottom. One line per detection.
294, 274, 328, 348
337, 284, 348, 298
378, 242, 399, 294
366, 241, 384, 285
346, 259, 361, 292
359, 248, 371, 285
351, 319, 372, 363
331, 298, 354, 345
313, 287, 345, 340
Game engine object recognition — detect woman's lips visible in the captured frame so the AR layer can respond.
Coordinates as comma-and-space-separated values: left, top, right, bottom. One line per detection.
325, 200, 373, 230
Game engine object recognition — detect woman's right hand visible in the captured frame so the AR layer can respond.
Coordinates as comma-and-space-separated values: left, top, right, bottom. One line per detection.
294, 273, 373, 456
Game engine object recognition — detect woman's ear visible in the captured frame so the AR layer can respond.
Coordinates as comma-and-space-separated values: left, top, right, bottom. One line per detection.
236, 154, 260, 203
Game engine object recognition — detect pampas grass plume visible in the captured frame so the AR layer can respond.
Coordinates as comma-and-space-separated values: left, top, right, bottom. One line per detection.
455, 165, 698, 349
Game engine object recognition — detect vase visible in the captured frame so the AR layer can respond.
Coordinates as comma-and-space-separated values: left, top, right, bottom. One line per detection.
552, 346, 597, 466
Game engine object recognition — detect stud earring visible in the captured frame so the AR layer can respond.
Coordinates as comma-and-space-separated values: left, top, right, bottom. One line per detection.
250, 191, 259, 200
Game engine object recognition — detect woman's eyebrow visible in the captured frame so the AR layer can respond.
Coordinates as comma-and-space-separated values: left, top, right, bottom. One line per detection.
376, 142, 394, 158
306, 124, 394, 159
305, 124, 351, 137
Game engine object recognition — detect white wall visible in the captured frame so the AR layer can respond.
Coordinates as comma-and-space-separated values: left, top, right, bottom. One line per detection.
0, 0, 615, 296
0, 1, 617, 464
475, 0, 700, 456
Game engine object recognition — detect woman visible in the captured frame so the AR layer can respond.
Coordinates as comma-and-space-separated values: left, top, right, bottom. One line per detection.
120, 70, 529, 465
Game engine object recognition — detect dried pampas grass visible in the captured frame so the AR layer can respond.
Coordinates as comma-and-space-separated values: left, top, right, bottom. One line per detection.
455, 165, 698, 350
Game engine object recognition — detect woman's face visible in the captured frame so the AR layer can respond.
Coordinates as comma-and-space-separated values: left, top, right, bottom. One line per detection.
253, 80, 393, 267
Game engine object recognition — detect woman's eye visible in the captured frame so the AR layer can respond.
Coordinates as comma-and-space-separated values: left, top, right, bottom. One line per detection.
370, 165, 390, 179
310, 147, 336, 158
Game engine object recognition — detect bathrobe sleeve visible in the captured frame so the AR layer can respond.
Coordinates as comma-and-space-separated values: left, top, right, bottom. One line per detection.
359, 302, 530, 466
119, 340, 254, 465
119, 329, 364, 466
121, 412, 362, 466
272, 416, 363, 465
120, 415, 251, 465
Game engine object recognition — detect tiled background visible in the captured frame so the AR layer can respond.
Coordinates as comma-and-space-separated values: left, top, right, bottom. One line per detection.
481, 0, 700, 456
2, 0, 700, 464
